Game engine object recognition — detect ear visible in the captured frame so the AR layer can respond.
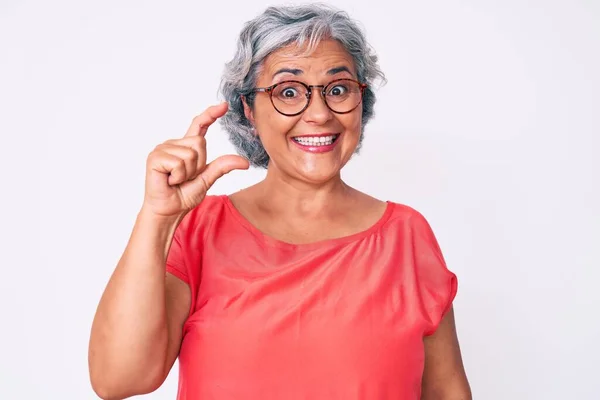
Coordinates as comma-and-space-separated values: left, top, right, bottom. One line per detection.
241, 95, 255, 126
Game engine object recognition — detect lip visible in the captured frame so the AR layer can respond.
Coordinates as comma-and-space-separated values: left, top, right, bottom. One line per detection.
290, 132, 341, 154
291, 132, 339, 139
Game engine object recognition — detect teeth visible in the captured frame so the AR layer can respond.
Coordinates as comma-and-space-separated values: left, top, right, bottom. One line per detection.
292, 134, 339, 146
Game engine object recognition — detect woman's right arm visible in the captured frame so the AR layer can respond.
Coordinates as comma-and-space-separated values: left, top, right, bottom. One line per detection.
88, 209, 190, 400
88, 103, 249, 399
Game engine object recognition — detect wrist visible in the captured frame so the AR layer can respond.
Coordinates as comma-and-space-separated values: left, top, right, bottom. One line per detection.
135, 207, 188, 257
137, 205, 187, 227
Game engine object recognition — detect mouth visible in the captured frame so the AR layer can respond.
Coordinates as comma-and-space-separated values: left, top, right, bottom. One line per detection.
291, 133, 340, 147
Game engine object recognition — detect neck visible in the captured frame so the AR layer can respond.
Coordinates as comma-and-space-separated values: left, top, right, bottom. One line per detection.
255, 165, 353, 218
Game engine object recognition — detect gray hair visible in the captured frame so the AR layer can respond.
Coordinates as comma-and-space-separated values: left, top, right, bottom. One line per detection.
218, 3, 386, 168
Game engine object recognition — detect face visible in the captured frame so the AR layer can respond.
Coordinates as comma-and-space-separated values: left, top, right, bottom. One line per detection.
243, 39, 363, 183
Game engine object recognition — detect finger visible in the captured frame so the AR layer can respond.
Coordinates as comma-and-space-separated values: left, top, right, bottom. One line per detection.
148, 151, 188, 186
194, 155, 250, 191
157, 143, 201, 180
184, 102, 229, 138
164, 136, 207, 175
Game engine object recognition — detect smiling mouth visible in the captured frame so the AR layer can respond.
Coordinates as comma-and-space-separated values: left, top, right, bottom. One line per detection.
291, 134, 340, 147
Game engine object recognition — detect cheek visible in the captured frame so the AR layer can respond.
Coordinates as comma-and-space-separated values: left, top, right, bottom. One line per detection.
256, 115, 295, 155
342, 112, 362, 138
260, 115, 296, 137
253, 106, 298, 144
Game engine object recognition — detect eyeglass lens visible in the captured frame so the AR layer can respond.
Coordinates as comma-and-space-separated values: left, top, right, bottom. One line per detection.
270, 79, 363, 115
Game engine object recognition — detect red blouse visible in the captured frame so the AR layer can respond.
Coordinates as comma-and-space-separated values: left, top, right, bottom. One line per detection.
166, 195, 457, 400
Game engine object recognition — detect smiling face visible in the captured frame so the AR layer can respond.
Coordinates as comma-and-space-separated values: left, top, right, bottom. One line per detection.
243, 39, 364, 184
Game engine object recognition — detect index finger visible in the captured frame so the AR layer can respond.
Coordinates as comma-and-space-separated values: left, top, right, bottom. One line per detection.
184, 102, 229, 137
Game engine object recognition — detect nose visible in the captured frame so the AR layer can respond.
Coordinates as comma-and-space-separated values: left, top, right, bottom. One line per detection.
302, 88, 333, 124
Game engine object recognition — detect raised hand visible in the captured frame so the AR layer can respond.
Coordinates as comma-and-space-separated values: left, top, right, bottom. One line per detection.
142, 102, 249, 217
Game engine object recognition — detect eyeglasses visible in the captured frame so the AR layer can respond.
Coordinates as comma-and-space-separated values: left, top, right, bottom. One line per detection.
250, 78, 367, 117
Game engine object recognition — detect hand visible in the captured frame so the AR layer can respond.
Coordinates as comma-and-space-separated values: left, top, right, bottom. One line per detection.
142, 102, 250, 218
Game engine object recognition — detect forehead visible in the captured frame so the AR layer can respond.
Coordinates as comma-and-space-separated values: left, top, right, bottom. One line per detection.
262, 39, 356, 77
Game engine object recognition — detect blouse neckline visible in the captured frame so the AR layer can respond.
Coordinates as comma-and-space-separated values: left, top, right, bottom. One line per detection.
221, 195, 394, 251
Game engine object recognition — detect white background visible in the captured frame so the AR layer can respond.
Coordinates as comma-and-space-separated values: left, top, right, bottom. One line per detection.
1, 0, 598, 398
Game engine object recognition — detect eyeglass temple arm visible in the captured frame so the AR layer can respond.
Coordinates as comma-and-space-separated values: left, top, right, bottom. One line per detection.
252, 88, 272, 93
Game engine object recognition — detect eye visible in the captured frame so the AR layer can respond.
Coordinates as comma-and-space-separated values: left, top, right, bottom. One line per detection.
328, 84, 348, 96
282, 87, 299, 98
273, 82, 306, 102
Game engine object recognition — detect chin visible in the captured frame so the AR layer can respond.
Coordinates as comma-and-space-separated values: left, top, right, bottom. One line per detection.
291, 158, 347, 184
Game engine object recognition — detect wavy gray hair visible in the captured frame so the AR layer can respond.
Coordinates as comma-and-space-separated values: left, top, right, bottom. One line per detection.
218, 3, 386, 168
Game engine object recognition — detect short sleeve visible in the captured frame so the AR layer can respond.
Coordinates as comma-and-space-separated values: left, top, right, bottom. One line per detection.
410, 211, 458, 336
166, 225, 189, 284
165, 208, 205, 319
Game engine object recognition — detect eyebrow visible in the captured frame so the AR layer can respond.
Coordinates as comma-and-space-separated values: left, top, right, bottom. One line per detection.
272, 68, 303, 79
326, 66, 353, 75
271, 66, 353, 79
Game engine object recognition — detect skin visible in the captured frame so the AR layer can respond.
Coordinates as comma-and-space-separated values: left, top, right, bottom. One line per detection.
421, 308, 472, 399
235, 39, 387, 244
88, 39, 471, 399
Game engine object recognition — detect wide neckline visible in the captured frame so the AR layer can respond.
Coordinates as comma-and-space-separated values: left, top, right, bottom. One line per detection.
221, 195, 394, 251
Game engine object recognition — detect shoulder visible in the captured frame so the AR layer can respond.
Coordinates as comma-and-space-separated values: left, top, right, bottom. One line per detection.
381, 201, 444, 249
386, 201, 434, 229
175, 195, 229, 239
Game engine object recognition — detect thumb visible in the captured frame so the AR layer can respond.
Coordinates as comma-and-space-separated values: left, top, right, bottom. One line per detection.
199, 155, 250, 189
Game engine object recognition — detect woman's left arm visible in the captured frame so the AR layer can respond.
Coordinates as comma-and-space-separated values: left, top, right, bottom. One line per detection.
421, 307, 472, 400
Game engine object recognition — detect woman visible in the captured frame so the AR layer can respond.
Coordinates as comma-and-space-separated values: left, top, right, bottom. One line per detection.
89, 4, 471, 400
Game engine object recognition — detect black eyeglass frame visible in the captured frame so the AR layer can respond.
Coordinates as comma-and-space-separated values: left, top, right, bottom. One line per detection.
249, 78, 368, 117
